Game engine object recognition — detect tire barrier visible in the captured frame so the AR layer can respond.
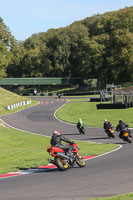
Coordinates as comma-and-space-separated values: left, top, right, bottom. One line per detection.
96, 103, 131, 109
5, 100, 32, 110
90, 97, 112, 102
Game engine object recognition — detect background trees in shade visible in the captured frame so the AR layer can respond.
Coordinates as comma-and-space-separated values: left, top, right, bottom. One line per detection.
1, 7, 133, 86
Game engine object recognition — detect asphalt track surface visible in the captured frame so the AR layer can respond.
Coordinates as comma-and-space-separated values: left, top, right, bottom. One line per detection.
1, 97, 133, 200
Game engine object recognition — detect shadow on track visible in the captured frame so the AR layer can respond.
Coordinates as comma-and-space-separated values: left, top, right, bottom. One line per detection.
79, 136, 109, 141
62, 133, 80, 136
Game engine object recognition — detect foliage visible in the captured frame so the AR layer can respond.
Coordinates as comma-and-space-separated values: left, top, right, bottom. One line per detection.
1, 7, 133, 85
0, 18, 17, 78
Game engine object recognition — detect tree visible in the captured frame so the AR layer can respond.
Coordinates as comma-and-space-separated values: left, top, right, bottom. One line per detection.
4, 6, 133, 86
0, 17, 16, 78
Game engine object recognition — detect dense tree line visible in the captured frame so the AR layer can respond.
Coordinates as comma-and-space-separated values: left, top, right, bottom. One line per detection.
0, 7, 133, 86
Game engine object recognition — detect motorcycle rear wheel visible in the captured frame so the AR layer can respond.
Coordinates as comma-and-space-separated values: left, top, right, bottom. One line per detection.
54, 157, 69, 171
76, 156, 86, 167
81, 130, 85, 134
110, 134, 115, 138
125, 136, 132, 143
107, 131, 115, 138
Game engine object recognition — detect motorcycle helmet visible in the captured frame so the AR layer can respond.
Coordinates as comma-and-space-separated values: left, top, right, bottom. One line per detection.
53, 130, 60, 135
119, 120, 123, 123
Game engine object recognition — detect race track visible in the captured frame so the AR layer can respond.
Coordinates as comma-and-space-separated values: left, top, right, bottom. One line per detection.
0, 97, 133, 200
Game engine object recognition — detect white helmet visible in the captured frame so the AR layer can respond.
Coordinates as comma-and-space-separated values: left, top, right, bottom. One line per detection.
53, 130, 60, 135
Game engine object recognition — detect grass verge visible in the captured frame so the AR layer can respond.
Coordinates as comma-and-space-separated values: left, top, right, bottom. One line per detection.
92, 193, 133, 200
56, 101, 133, 128
0, 87, 38, 116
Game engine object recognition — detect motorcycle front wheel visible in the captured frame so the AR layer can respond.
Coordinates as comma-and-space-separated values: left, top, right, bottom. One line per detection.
79, 128, 85, 135
54, 157, 69, 171
76, 156, 86, 167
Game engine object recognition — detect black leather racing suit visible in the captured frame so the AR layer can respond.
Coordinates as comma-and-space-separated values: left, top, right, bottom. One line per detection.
50, 134, 73, 154
103, 121, 113, 135
104, 121, 112, 130
116, 122, 129, 138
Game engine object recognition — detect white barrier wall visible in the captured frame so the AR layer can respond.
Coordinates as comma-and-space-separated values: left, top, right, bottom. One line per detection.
5, 100, 32, 110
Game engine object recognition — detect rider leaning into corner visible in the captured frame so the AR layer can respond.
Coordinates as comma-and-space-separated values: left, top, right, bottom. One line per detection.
77, 118, 84, 129
103, 119, 112, 130
116, 119, 132, 138
50, 131, 74, 156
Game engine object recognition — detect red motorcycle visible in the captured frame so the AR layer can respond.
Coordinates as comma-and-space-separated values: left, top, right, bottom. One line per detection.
47, 143, 86, 171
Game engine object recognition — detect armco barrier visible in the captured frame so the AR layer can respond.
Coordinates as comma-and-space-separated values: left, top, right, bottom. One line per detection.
5, 100, 32, 110
96, 103, 128, 109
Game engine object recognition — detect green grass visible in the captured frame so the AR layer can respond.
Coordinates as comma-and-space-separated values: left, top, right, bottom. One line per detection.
92, 193, 133, 200
0, 125, 118, 174
56, 101, 133, 128
0, 126, 49, 174
0, 87, 38, 115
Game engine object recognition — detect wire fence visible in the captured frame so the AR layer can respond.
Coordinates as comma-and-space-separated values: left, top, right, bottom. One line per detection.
113, 91, 133, 107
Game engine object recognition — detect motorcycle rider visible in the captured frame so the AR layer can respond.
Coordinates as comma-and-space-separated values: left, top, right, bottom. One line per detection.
50, 130, 74, 156
116, 120, 132, 139
103, 119, 112, 130
77, 118, 84, 130
103, 119, 114, 137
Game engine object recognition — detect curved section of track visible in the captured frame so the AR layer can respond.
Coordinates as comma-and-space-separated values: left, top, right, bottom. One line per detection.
1, 97, 133, 200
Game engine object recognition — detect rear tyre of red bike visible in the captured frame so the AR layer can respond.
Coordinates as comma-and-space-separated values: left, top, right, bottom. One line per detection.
54, 157, 69, 171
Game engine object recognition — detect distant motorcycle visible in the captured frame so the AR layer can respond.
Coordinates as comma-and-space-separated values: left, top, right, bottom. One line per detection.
105, 127, 115, 138
47, 142, 86, 171
58, 93, 61, 98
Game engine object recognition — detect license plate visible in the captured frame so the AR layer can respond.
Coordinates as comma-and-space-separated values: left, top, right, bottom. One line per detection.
123, 132, 128, 137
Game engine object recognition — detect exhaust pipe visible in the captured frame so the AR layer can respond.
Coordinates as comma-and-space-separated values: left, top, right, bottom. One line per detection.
48, 158, 55, 164
57, 152, 69, 159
